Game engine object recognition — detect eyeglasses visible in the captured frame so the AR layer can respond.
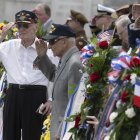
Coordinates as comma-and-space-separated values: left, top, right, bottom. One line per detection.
48, 37, 67, 45
16, 23, 30, 29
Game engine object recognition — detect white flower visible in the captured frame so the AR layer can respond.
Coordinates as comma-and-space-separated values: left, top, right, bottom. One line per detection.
125, 107, 136, 118
83, 108, 88, 113
109, 112, 118, 123
87, 84, 92, 88
131, 79, 136, 85
130, 73, 137, 79
130, 73, 137, 85
79, 69, 83, 74
104, 135, 110, 140
116, 100, 122, 109
83, 65, 87, 70
104, 130, 116, 140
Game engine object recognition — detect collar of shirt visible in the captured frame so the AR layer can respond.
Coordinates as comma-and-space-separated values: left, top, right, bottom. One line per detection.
20, 38, 38, 49
43, 18, 52, 28
61, 46, 79, 64
44, 18, 52, 25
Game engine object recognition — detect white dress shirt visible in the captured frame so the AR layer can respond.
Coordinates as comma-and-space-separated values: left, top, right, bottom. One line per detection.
0, 38, 51, 86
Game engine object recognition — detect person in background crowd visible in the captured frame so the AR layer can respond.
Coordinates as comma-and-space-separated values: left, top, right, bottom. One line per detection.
33, 3, 59, 104
94, 4, 115, 32
128, 4, 140, 49
90, 4, 114, 35
33, 3, 53, 34
111, 4, 132, 18
131, 3, 140, 22
115, 15, 131, 52
0, 10, 52, 140
66, 10, 88, 51
111, 4, 132, 47
90, 4, 121, 46
35, 23, 83, 140
89, 17, 102, 36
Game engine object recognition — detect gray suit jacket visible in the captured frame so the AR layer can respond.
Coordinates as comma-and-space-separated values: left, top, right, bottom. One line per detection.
37, 46, 83, 138
43, 18, 53, 39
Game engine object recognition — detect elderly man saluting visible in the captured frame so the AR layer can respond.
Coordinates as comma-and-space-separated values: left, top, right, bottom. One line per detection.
0, 10, 53, 140
35, 24, 83, 140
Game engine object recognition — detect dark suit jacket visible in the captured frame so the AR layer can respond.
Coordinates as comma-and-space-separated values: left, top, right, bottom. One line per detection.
128, 23, 140, 49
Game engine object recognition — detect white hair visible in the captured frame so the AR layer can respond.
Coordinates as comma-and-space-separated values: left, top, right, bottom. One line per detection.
115, 15, 131, 28
67, 37, 76, 45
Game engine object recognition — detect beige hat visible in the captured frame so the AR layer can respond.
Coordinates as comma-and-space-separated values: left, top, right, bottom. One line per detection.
68, 10, 88, 26
111, 4, 132, 18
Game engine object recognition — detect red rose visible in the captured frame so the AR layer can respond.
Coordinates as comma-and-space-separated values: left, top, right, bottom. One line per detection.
98, 41, 109, 49
121, 91, 129, 102
74, 114, 81, 128
130, 56, 140, 67
90, 72, 100, 83
105, 121, 110, 127
123, 74, 130, 81
90, 64, 94, 67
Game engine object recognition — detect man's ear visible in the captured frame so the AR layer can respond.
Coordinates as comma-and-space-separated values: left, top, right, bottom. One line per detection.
63, 38, 68, 47
63, 38, 66, 44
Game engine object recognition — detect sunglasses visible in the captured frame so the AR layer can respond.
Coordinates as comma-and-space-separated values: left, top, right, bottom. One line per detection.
16, 23, 30, 29
48, 37, 67, 45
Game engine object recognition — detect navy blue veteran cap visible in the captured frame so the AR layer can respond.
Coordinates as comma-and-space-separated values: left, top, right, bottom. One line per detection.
15, 10, 38, 24
45, 24, 76, 41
